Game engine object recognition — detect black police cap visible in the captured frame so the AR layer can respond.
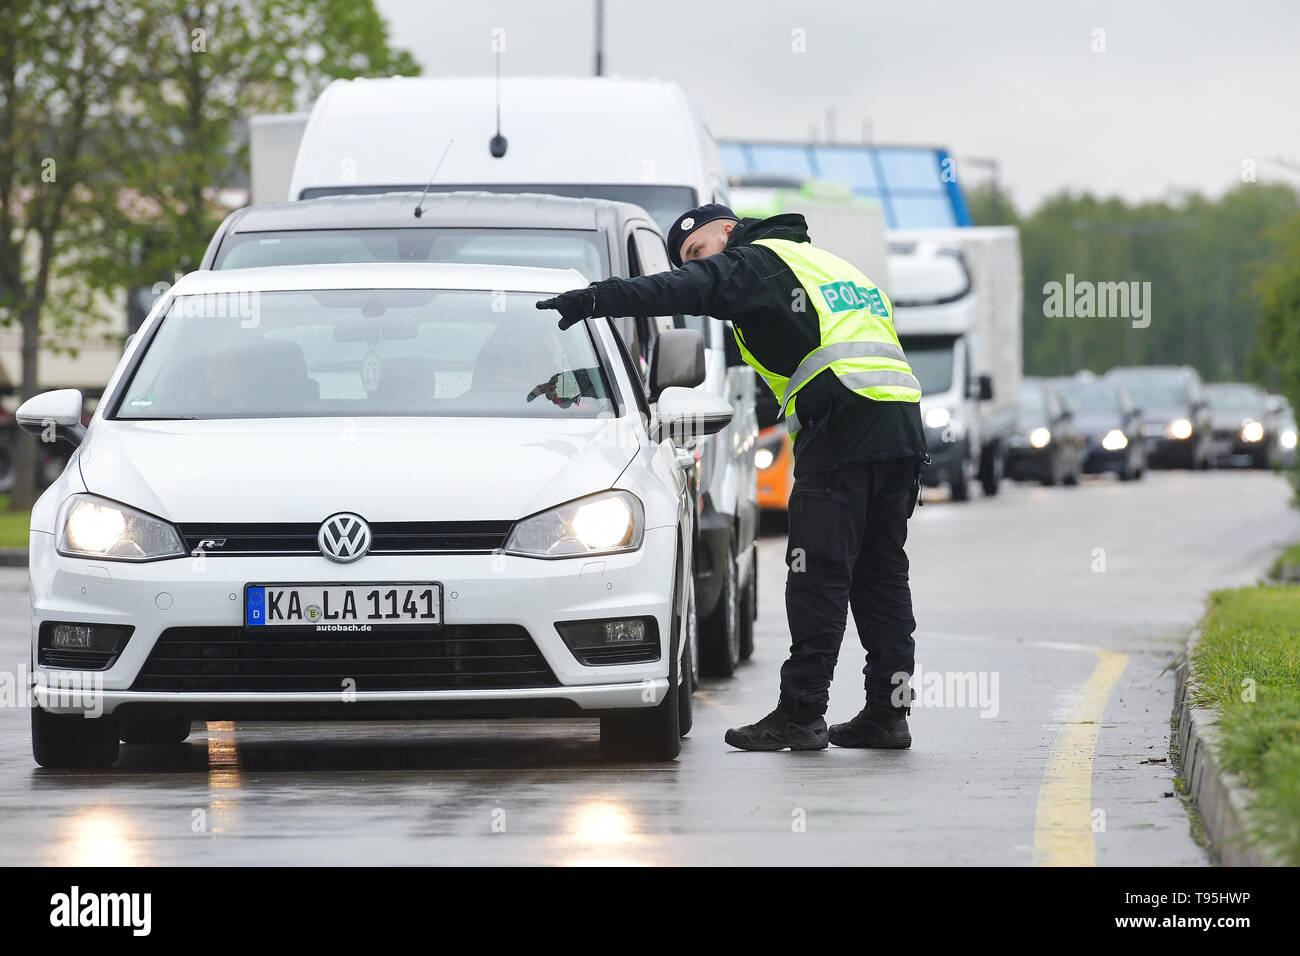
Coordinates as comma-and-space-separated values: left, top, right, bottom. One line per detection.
666, 203, 738, 267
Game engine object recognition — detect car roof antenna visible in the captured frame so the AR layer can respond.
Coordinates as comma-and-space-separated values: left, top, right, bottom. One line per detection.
413, 138, 454, 219
489, 45, 507, 158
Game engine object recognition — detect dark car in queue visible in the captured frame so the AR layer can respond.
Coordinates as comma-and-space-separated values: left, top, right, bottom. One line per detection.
1204, 382, 1276, 469
1105, 366, 1211, 470
1051, 375, 1146, 481
1004, 378, 1084, 486
199, 189, 761, 679
1269, 395, 1297, 468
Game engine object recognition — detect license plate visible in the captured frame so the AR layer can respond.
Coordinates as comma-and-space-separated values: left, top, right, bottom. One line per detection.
245, 583, 442, 628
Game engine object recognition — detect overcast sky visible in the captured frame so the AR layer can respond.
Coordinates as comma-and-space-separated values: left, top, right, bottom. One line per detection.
374, 0, 1300, 212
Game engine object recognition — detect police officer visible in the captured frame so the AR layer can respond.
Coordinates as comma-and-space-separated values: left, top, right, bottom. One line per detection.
537, 204, 927, 752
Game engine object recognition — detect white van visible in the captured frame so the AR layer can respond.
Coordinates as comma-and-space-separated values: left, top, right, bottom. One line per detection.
287, 76, 729, 230
280, 76, 759, 675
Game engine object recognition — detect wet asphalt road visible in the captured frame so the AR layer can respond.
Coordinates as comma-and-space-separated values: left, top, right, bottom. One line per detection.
1, 469, 1296, 866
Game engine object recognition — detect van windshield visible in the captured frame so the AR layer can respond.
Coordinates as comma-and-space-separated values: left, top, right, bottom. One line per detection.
115, 289, 615, 421
898, 337, 954, 394
214, 228, 609, 281
299, 184, 698, 236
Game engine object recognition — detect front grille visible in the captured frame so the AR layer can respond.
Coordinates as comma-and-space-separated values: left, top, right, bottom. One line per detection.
177, 520, 513, 556
131, 625, 558, 692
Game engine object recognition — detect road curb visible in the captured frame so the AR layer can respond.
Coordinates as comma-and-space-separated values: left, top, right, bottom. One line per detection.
1173, 629, 1281, 866
0, 549, 27, 567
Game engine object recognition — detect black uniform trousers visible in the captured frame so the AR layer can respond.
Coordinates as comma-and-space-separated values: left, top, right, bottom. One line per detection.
778, 455, 919, 720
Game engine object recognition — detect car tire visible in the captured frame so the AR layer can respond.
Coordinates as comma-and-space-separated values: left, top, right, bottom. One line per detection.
677, 575, 696, 737
120, 715, 191, 746
979, 444, 1002, 497
700, 538, 741, 677
600, 677, 680, 762
950, 464, 971, 501
738, 543, 757, 661
32, 705, 120, 769
1041, 454, 1059, 487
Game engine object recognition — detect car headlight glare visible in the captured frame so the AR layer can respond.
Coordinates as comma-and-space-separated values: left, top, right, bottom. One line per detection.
754, 447, 775, 471
505, 490, 645, 558
1282, 429, 1297, 450
924, 406, 951, 430
57, 494, 186, 561
1029, 427, 1051, 449
1101, 428, 1128, 451
1240, 420, 1265, 443
1166, 418, 1193, 440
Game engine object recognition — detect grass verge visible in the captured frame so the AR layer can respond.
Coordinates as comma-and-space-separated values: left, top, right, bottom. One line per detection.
0, 495, 28, 549
1190, 584, 1300, 864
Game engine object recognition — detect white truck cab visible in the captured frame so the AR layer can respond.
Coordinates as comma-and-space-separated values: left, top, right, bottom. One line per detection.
887, 227, 1023, 500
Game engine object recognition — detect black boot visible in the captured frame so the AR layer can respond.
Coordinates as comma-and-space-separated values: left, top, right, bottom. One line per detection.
724, 707, 828, 752
829, 697, 912, 749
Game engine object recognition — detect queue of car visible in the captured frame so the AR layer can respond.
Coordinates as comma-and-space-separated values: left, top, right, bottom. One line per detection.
986, 364, 1288, 496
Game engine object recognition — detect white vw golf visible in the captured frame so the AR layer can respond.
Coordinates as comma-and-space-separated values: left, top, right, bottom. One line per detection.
20, 262, 731, 767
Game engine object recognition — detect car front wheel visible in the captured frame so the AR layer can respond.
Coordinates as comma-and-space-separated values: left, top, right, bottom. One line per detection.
700, 538, 741, 677
32, 705, 120, 769
600, 679, 680, 762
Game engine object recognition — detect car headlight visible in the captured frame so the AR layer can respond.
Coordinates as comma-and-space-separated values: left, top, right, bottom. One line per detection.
755, 447, 775, 471
1282, 429, 1297, 450
1240, 420, 1265, 443
57, 494, 186, 562
504, 490, 645, 558
1029, 427, 1051, 449
924, 406, 951, 430
1101, 428, 1128, 451
1166, 418, 1193, 440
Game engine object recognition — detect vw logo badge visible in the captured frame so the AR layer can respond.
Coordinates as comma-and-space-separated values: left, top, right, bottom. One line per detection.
318, 513, 372, 563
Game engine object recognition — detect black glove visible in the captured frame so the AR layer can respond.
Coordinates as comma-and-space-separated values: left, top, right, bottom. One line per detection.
536, 285, 598, 330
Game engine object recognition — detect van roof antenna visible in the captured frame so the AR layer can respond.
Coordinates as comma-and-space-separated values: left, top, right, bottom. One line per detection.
489, 47, 508, 158
413, 138, 454, 219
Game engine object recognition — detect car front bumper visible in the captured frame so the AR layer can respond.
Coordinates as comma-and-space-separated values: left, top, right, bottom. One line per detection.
30, 525, 677, 718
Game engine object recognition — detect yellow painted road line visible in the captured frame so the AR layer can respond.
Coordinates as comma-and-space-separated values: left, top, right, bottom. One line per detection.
1034, 650, 1128, 866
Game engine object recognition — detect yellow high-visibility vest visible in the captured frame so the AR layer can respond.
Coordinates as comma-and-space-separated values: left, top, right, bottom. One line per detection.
732, 237, 922, 435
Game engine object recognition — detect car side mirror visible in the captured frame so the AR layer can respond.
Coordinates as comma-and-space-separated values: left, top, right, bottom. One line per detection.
649, 328, 706, 399
16, 389, 86, 449
654, 386, 733, 444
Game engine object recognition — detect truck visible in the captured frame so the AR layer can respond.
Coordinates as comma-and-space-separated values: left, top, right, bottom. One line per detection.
728, 179, 890, 513
884, 227, 1024, 500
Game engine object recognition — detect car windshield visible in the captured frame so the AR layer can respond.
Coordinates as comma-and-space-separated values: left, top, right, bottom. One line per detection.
115, 289, 615, 420
214, 228, 609, 281
1110, 374, 1188, 409
1056, 380, 1120, 414
899, 338, 954, 394
1206, 384, 1263, 414
1019, 383, 1046, 418
298, 184, 698, 237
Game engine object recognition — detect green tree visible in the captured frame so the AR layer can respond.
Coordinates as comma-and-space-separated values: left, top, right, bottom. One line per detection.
1, 0, 418, 509
93, 0, 420, 297
0, 0, 146, 509
1253, 212, 1300, 413
1012, 184, 1298, 380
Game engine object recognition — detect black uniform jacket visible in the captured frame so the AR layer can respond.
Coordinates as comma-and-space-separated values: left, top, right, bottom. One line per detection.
586, 213, 926, 475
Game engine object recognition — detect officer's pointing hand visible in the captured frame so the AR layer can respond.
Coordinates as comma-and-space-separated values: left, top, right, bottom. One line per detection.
535, 286, 597, 331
